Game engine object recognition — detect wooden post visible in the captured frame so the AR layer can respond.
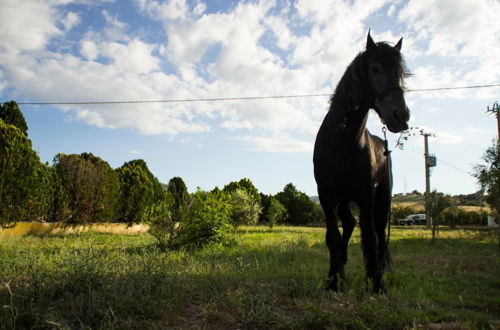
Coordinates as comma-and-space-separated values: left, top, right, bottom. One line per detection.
423, 133, 432, 230
487, 102, 500, 250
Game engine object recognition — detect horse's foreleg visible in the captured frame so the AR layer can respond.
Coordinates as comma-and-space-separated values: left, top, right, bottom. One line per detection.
337, 202, 355, 265
325, 218, 342, 291
319, 192, 342, 291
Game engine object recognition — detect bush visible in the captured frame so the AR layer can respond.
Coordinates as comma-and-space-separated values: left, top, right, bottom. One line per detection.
169, 189, 234, 250
229, 189, 262, 230
145, 193, 175, 251
439, 207, 489, 227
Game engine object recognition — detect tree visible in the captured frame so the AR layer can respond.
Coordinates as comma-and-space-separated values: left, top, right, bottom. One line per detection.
428, 190, 454, 242
474, 138, 500, 249
474, 139, 500, 217
0, 101, 28, 136
80, 152, 120, 222
27, 163, 56, 222
223, 178, 261, 205
275, 183, 317, 225
167, 176, 188, 222
53, 153, 120, 224
116, 159, 165, 224
228, 189, 262, 231
265, 197, 286, 228
0, 120, 41, 225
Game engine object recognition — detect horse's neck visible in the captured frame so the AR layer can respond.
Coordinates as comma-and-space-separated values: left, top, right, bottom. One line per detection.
328, 103, 369, 145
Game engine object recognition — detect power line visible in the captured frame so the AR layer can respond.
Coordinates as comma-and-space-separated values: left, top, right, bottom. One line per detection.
435, 157, 471, 175
407, 83, 500, 93
15, 93, 331, 105
12, 83, 500, 106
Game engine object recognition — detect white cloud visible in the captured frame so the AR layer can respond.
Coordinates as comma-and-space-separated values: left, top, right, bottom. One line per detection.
3, 0, 496, 156
62, 12, 80, 31
100, 39, 160, 74
136, 0, 190, 21
399, 0, 500, 88
80, 40, 99, 61
102, 10, 130, 42
0, 0, 61, 53
238, 134, 313, 153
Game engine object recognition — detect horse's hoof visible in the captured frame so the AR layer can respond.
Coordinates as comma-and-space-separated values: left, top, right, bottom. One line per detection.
373, 283, 388, 295
324, 280, 339, 292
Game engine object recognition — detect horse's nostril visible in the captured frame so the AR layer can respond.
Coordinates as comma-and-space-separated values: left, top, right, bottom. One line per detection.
393, 110, 400, 122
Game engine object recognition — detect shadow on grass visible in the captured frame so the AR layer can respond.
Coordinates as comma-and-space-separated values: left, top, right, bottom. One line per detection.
2, 228, 499, 329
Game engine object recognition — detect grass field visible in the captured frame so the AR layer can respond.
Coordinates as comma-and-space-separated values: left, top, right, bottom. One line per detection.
1, 226, 499, 329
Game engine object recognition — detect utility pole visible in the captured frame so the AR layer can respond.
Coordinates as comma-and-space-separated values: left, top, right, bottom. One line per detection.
423, 133, 432, 229
486, 101, 500, 250
486, 101, 500, 144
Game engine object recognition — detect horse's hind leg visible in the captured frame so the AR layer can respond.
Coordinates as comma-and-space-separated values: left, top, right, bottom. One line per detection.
337, 202, 355, 266
318, 189, 341, 291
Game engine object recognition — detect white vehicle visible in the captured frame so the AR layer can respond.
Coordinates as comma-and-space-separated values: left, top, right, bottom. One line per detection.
398, 214, 426, 226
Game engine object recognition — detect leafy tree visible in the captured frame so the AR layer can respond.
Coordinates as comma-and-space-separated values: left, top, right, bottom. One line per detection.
275, 183, 318, 225
116, 159, 165, 224
168, 176, 188, 222
311, 201, 326, 223
223, 178, 261, 205
474, 138, 500, 249
80, 152, 120, 222
0, 101, 28, 136
427, 190, 454, 242
0, 120, 41, 225
265, 197, 286, 228
27, 163, 56, 222
228, 189, 262, 230
53, 153, 119, 224
474, 139, 500, 218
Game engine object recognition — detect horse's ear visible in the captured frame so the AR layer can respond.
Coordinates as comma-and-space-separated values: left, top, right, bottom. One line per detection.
394, 37, 403, 51
367, 30, 376, 51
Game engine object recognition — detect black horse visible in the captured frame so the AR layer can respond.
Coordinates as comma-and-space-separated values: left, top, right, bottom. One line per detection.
313, 31, 410, 293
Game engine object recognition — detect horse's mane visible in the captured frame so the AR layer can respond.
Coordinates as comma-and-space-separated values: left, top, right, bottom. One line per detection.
329, 41, 410, 124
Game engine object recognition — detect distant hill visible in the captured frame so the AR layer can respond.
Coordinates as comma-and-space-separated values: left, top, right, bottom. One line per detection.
393, 192, 425, 203
310, 196, 319, 203
311, 192, 486, 211
310, 193, 426, 206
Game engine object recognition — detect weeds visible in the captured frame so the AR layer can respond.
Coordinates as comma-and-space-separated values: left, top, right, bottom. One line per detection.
0, 227, 498, 329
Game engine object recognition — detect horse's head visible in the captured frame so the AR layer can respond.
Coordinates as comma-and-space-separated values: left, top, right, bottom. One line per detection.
365, 31, 410, 133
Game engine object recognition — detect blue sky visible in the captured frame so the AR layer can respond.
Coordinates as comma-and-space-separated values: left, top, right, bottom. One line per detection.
1, 0, 499, 196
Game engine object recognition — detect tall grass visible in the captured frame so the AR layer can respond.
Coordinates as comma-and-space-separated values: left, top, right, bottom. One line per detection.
1, 226, 499, 329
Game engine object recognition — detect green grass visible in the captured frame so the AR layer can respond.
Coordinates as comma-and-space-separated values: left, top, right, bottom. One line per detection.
1, 226, 499, 329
